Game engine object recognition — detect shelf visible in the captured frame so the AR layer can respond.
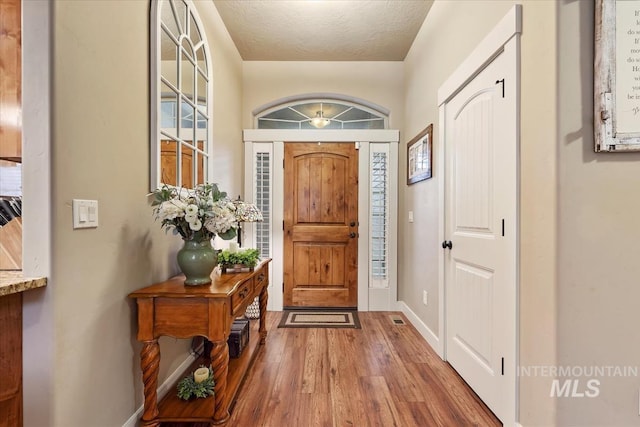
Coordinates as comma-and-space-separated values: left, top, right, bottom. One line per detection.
156, 318, 262, 422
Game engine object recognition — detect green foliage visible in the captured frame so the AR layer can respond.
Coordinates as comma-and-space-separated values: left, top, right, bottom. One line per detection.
150, 183, 238, 242
217, 248, 260, 268
176, 366, 215, 400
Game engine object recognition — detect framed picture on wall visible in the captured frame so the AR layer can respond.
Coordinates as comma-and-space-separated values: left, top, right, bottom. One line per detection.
407, 124, 433, 185
594, 0, 640, 152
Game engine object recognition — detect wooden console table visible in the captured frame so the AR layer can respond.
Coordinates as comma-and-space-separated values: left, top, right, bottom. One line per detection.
129, 259, 271, 426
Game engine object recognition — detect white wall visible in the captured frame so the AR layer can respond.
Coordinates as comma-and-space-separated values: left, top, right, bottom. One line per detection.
242, 61, 404, 311
22, 2, 53, 425
21, 1, 243, 425
402, 0, 515, 340
403, 1, 559, 425
242, 61, 404, 131
556, 1, 640, 425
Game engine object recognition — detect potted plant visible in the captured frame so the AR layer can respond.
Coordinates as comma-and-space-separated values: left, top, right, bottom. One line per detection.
217, 248, 260, 273
151, 183, 238, 285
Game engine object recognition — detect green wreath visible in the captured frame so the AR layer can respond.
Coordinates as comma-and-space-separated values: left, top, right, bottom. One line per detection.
176, 366, 215, 400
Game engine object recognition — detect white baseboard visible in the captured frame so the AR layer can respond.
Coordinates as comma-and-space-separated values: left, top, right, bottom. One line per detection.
122, 352, 198, 427
398, 301, 444, 358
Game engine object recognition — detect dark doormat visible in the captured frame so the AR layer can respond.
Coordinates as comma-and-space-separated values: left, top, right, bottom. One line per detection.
278, 310, 361, 329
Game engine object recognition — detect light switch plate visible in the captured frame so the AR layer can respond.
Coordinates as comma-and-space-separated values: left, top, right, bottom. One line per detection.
408, 211, 414, 223
73, 199, 99, 229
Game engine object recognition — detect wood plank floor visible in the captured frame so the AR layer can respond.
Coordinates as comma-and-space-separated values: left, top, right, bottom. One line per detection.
166, 311, 501, 427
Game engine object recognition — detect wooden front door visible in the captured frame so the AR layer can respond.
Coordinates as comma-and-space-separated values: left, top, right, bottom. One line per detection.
284, 142, 358, 307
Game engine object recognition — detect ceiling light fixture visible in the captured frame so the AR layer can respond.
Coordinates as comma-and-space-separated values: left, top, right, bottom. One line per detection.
310, 110, 330, 128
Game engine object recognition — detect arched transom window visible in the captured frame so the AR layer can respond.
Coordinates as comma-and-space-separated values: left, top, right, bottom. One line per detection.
255, 97, 388, 130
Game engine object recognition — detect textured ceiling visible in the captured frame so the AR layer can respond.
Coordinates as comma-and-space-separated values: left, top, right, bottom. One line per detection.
212, 0, 433, 61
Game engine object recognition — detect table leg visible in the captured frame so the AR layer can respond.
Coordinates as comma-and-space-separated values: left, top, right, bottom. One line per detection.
210, 339, 230, 424
140, 340, 160, 426
259, 285, 268, 344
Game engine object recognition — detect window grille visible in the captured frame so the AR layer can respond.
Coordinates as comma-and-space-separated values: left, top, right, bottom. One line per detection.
254, 152, 271, 258
370, 150, 389, 288
154, 0, 210, 188
256, 100, 387, 130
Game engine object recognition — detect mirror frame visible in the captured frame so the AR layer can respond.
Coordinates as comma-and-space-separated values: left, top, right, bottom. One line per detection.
150, 0, 214, 191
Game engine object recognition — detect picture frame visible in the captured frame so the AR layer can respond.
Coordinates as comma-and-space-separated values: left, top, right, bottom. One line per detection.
407, 124, 433, 185
594, 0, 640, 152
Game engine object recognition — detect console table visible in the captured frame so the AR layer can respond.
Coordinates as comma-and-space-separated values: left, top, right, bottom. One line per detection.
129, 259, 270, 426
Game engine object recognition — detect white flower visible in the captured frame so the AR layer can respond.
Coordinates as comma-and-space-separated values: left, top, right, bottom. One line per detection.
184, 212, 198, 224
152, 183, 259, 242
204, 202, 238, 234
189, 218, 202, 231
185, 204, 198, 215
157, 200, 186, 221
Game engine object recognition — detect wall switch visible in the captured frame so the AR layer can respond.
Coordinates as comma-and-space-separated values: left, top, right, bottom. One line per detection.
73, 199, 99, 229
408, 211, 414, 223
423, 290, 428, 305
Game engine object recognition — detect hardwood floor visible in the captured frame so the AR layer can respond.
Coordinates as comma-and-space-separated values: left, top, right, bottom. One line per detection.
166, 311, 501, 427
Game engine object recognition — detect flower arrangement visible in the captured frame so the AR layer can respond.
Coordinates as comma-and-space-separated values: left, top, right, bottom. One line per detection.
152, 183, 238, 242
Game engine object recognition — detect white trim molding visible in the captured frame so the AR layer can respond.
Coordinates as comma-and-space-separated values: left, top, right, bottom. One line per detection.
437, 4, 522, 106
22, 2, 54, 426
243, 129, 398, 143
243, 129, 399, 311
398, 301, 443, 357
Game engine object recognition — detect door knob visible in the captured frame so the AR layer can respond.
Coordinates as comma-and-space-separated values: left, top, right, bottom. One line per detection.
441, 240, 453, 250
350, 221, 356, 227
350, 232, 357, 238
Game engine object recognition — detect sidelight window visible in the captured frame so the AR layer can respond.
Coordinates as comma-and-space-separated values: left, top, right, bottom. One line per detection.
254, 151, 271, 258
370, 145, 389, 288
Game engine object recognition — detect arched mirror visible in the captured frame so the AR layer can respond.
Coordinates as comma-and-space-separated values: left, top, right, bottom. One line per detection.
151, 0, 212, 191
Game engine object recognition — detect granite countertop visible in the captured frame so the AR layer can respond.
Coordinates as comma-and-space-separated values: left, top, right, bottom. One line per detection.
0, 271, 47, 297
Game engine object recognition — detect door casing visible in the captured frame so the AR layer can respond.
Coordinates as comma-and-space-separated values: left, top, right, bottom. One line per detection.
243, 129, 399, 312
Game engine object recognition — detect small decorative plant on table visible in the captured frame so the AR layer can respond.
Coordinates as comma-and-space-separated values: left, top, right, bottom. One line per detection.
217, 248, 260, 273
177, 366, 215, 400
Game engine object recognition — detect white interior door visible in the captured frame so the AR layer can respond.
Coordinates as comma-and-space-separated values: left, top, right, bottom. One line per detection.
443, 41, 517, 423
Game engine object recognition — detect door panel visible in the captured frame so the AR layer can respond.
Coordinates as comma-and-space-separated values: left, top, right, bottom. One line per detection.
444, 46, 515, 422
284, 143, 358, 307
